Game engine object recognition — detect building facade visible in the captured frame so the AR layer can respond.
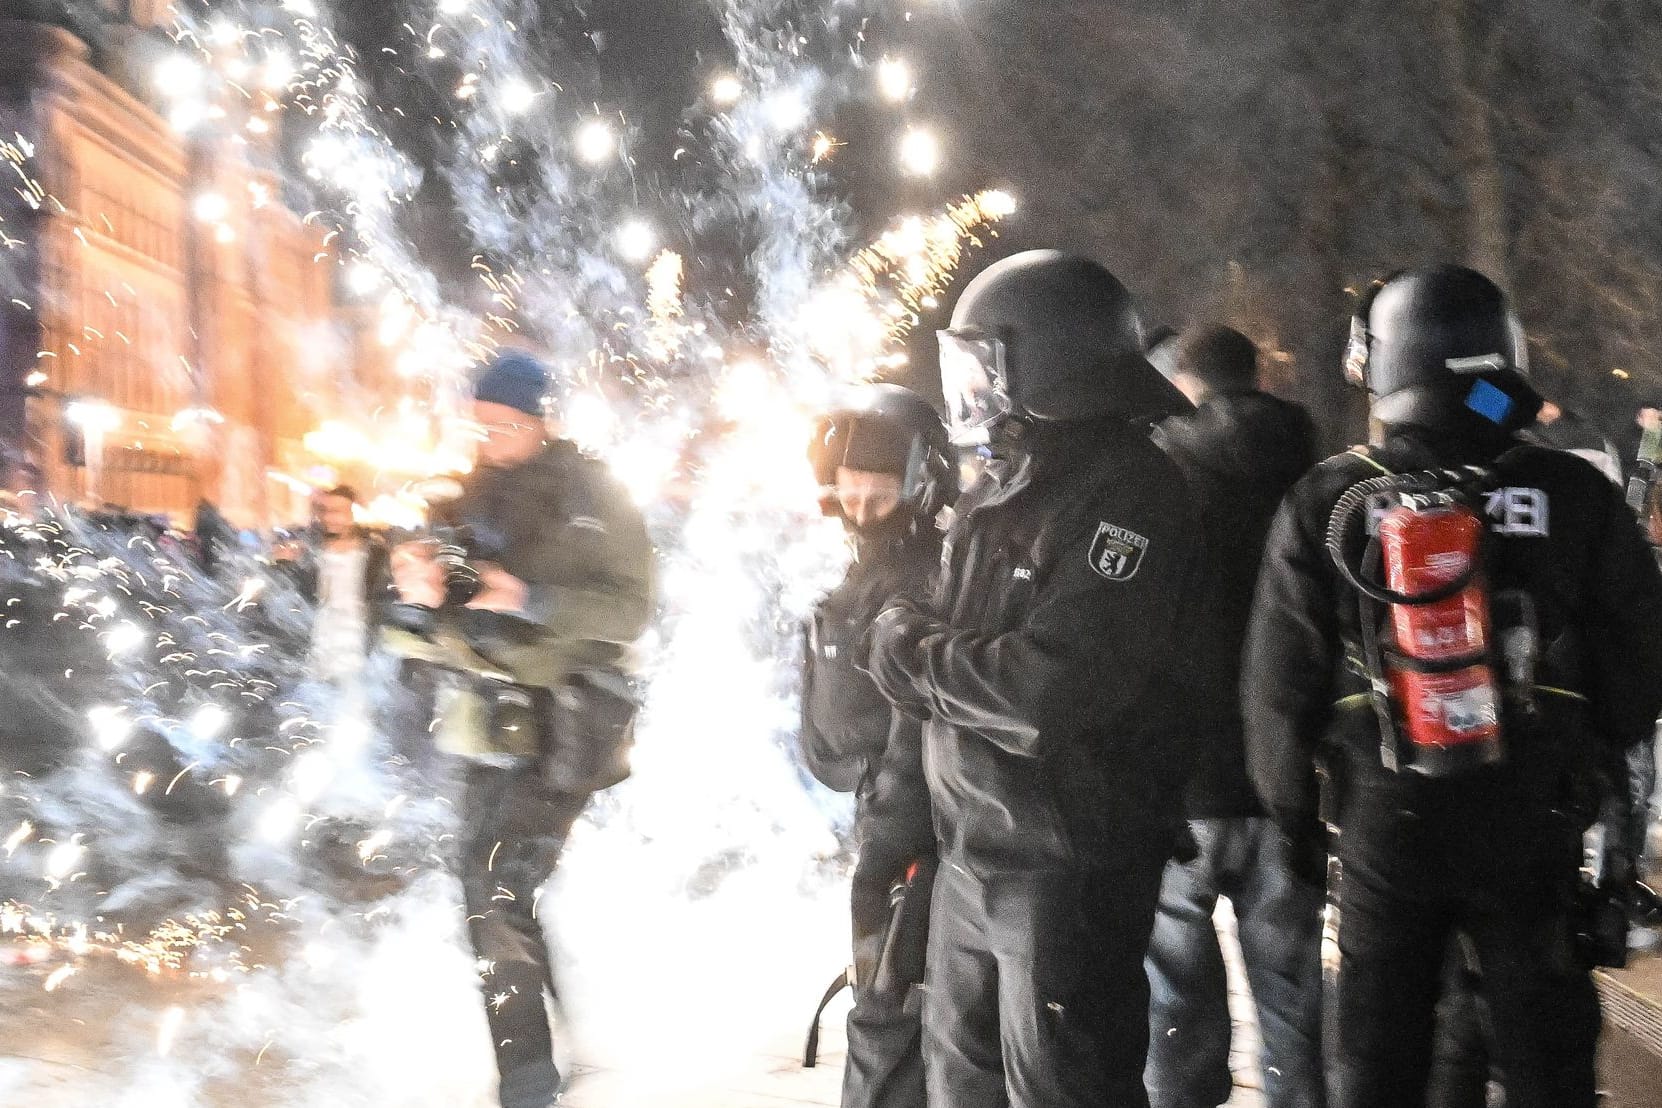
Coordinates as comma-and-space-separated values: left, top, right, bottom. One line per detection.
0, 7, 346, 527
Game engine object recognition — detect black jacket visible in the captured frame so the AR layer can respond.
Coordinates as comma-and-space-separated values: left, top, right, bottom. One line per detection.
1243, 429, 1662, 861
1154, 391, 1318, 816
800, 530, 940, 795
866, 418, 1203, 875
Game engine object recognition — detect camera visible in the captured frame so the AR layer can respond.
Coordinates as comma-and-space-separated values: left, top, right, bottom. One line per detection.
425, 522, 508, 608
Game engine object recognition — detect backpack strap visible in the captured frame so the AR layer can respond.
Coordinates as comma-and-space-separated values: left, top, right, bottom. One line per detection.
802, 967, 852, 1068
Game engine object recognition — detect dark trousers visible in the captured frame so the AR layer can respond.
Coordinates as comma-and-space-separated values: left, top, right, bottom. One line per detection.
924, 855, 1166, 1108
1144, 817, 1326, 1108
842, 841, 927, 1108
1331, 838, 1599, 1108
460, 763, 590, 1108
1425, 940, 1493, 1108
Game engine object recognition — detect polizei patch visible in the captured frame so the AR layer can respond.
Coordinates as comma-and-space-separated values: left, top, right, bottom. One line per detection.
1089, 522, 1150, 581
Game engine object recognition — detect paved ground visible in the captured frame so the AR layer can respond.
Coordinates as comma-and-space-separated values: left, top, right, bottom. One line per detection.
0, 899, 1269, 1108
1597, 943, 1662, 1108
1, 903, 1658, 1106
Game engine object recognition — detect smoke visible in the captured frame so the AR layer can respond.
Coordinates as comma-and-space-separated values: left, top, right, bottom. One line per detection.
0, 0, 1010, 1098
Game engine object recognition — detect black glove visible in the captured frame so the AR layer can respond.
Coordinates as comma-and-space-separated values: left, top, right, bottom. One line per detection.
862, 600, 937, 719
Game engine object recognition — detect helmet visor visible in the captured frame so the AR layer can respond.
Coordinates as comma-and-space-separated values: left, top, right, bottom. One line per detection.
810, 415, 911, 478
938, 329, 1009, 446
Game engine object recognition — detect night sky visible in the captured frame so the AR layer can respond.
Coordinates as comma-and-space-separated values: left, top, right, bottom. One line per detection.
324, 0, 1662, 452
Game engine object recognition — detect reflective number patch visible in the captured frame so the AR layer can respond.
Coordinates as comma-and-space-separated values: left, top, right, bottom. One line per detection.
1483, 487, 1549, 537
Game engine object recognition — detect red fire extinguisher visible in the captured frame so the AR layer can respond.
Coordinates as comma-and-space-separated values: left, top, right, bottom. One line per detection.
1377, 494, 1502, 775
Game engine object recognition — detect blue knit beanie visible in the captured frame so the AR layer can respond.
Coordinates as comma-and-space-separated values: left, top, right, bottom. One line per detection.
473, 350, 550, 416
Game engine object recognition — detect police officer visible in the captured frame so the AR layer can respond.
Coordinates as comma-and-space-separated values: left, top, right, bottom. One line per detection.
1145, 325, 1324, 1108
800, 385, 955, 1108
387, 351, 654, 1108
864, 250, 1200, 1108
1243, 265, 1662, 1108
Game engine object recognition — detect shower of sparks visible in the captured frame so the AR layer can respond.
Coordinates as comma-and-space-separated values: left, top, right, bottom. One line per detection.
3, 898, 253, 979
0, 0, 1018, 1097
646, 250, 689, 362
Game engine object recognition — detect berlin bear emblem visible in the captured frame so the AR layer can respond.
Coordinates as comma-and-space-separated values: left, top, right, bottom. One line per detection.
1088, 521, 1149, 582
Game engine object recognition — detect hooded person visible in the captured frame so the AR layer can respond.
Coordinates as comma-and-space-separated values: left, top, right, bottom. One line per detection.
1243, 265, 1662, 1108
1144, 325, 1325, 1108
386, 349, 654, 1108
799, 384, 957, 1108
863, 249, 1204, 1108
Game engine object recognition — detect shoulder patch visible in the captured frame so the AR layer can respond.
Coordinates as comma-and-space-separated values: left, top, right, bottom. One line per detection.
1089, 522, 1150, 581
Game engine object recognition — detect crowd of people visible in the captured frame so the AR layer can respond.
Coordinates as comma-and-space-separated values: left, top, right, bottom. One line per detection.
799, 253, 1662, 1108
6, 253, 1662, 1108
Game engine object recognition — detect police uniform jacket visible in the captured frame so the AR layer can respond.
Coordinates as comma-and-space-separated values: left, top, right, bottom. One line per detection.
1243, 428, 1662, 870
802, 529, 940, 870
866, 418, 1202, 876
801, 530, 939, 793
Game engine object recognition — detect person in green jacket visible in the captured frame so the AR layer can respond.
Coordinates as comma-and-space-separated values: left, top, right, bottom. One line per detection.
387, 350, 654, 1108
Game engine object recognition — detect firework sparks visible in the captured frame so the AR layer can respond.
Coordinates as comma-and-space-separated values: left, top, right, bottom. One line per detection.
3, 820, 34, 858
0, 0, 1017, 1097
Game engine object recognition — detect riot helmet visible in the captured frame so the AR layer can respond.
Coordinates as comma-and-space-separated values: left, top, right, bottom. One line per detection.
808, 384, 957, 530
936, 250, 1190, 446
1345, 265, 1542, 435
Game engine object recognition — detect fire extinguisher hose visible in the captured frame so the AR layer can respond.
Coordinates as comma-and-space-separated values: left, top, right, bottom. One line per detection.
1325, 469, 1489, 607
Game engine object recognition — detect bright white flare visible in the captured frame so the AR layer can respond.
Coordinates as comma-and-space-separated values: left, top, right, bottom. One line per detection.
710, 74, 744, 106
346, 260, 383, 296
102, 622, 145, 656
766, 89, 808, 132
64, 400, 119, 433
981, 189, 1019, 218
154, 55, 204, 99
499, 78, 537, 115
877, 57, 913, 102
206, 19, 240, 49
88, 706, 132, 752
576, 120, 617, 164
190, 704, 231, 742
616, 219, 657, 263
45, 837, 84, 881
261, 50, 297, 92
899, 127, 941, 176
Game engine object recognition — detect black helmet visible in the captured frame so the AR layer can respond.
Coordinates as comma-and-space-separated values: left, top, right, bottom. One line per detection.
1345, 265, 1542, 434
937, 250, 1190, 445
808, 384, 957, 526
